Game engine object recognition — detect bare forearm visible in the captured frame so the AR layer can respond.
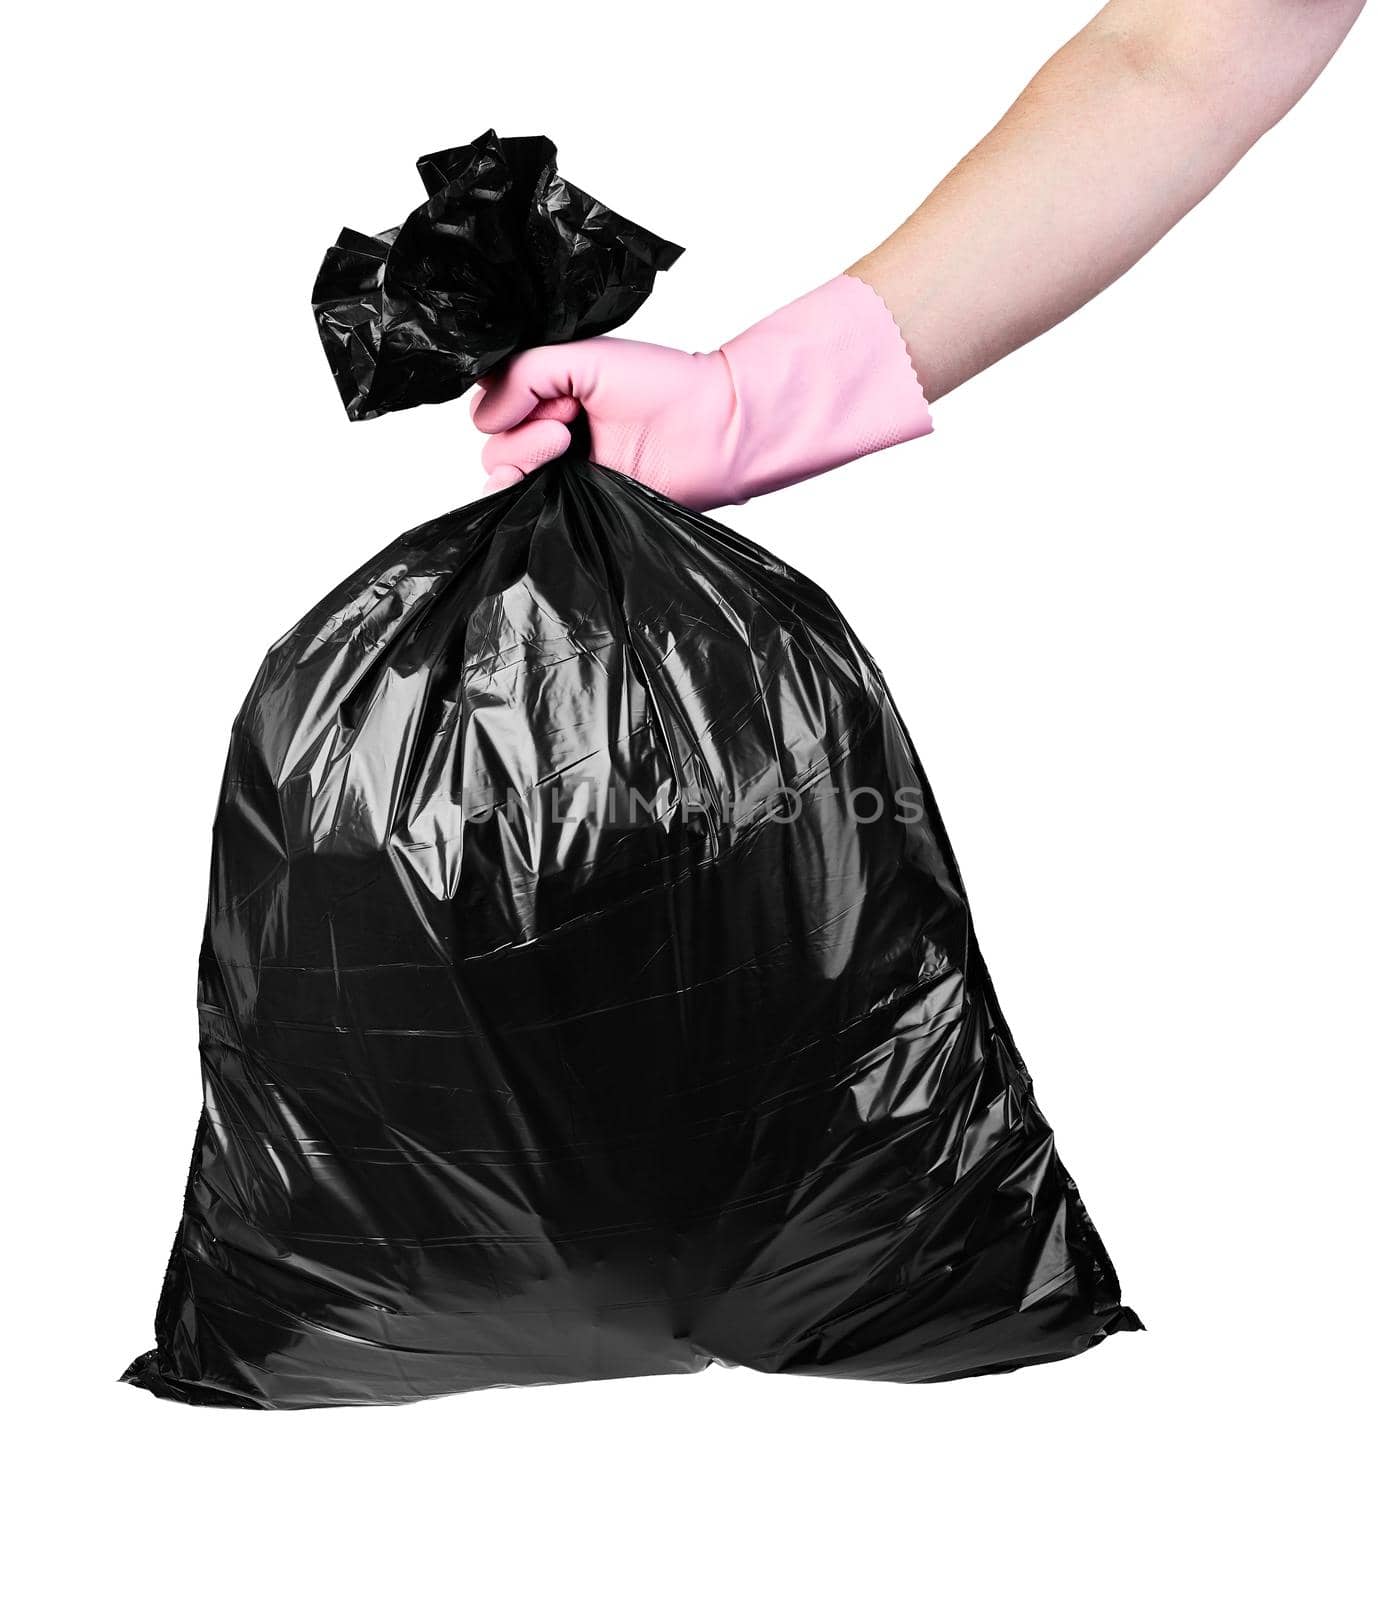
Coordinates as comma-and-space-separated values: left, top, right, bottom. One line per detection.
852, 0, 1365, 401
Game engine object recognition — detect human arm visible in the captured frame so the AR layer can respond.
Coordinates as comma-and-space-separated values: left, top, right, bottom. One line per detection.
473, 0, 1366, 507
855, 0, 1367, 401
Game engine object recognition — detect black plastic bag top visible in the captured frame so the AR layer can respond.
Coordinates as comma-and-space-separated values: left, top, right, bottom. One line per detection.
124, 134, 1137, 1408
312, 131, 683, 420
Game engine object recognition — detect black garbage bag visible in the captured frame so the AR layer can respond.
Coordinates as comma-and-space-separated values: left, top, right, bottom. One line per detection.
124, 132, 1139, 1408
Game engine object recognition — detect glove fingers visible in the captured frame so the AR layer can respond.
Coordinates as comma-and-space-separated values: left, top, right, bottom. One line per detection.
528, 396, 581, 425
480, 416, 572, 477
484, 464, 525, 494
469, 386, 580, 427
471, 347, 596, 433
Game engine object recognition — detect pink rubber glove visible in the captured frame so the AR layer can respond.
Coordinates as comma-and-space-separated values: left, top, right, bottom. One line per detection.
470, 274, 932, 510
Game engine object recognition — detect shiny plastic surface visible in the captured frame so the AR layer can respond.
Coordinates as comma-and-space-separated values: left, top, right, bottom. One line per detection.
312, 131, 682, 421
125, 135, 1138, 1408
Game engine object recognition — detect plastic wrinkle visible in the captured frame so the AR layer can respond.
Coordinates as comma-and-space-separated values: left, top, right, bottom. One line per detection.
312, 131, 682, 421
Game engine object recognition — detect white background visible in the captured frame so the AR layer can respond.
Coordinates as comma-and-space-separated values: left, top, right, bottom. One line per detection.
5, 1, 1373, 1594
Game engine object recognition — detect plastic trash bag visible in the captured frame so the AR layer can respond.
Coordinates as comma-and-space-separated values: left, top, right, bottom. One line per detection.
124, 132, 1139, 1408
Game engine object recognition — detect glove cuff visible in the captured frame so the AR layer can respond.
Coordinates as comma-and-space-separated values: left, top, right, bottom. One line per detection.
719, 273, 933, 502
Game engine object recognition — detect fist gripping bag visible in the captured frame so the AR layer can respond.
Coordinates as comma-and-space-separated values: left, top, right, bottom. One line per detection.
124, 133, 1139, 1407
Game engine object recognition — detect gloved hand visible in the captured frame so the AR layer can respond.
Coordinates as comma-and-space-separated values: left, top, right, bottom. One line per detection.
470, 274, 932, 511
